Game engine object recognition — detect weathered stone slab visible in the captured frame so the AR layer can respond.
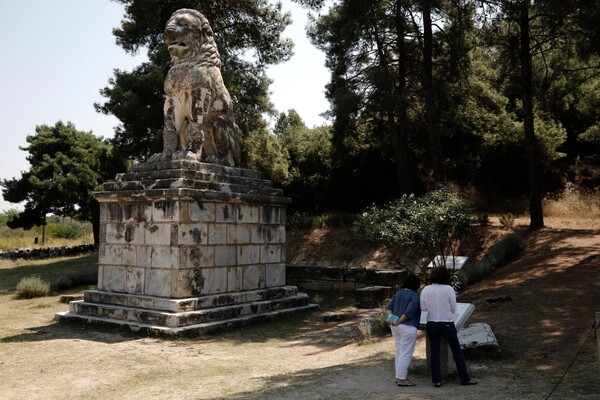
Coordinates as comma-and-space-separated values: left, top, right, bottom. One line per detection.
286, 265, 407, 293
60, 294, 83, 304
56, 304, 317, 337
66, 293, 312, 328
355, 286, 390, 308
427, 255, 470, 271
419, 302, 475, 330
458, 322, 500, 357
81, 287, 300, 312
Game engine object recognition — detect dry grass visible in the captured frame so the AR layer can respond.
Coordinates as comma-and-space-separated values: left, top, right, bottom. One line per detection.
0, 254, 98, 294
0, 214, 93, 251
543, 187, 600, 219
0, 219, 599, 399
0, 234, 93, 252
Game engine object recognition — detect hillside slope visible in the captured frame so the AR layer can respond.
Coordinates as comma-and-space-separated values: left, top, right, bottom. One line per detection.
286, 217, 600, 397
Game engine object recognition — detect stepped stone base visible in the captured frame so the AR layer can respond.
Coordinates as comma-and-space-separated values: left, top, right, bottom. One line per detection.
56, 160, 318, 336
56, 286, 318, 336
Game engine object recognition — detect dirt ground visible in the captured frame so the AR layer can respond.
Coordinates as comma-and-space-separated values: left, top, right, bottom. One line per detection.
0, 217, 598, 399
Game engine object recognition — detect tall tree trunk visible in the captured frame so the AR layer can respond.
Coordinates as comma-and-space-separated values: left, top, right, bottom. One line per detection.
519, 1, 544, 228
388, 112, 412, 194
393, 0, 413, 194
422, 0, 444, 185
374, 1, 413, 195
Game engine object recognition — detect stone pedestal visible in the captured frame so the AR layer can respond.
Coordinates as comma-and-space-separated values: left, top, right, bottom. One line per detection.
56, 160, 317, 335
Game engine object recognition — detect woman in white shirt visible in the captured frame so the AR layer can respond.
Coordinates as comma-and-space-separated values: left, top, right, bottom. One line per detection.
420, 266, 477, 387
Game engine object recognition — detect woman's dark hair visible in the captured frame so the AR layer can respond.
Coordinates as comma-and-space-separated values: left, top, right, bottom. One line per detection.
401, 275, 421, 291
430, 266, 451, 285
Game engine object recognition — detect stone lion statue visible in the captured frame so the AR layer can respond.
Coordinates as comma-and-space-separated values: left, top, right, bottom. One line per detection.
151, 8, 242, 166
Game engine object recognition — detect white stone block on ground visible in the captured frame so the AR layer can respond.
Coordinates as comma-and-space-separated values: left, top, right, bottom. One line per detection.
427, 255, 469, 271
458, 322, 500, 357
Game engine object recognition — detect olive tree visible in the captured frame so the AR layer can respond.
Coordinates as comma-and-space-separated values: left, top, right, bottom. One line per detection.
356, 186, 472, 281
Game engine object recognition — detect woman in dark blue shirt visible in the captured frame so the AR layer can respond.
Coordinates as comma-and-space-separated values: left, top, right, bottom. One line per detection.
386, 274, 421, 387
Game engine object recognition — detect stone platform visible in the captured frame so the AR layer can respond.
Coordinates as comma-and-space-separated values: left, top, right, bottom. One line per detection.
57, 286, 316, 336
56, 160, 317, 336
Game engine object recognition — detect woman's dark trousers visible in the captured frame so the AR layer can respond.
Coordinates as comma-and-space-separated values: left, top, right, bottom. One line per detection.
426, 321, 471, 384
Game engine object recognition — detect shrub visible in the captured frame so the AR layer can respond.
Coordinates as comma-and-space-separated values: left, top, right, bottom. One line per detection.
499, 213, 515, 228
476, 213, 489, 226
287, 212, 356, 229
375, 307, 391, 334
312, 294, 324, 304
47, 217, 92, 240
357, 320, 373, 342
356, 186, 472, 281
460, 233, 523, 285
287, 213, 309, 229
15, 276, 51, 299
482, 233, 523, 268
51, 268, 97, 291
320, 212, 356, 228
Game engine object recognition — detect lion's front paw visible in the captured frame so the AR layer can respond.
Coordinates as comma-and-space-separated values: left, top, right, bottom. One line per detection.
182, 151, 198, 161
171, 150, 198, 161
148, 151, 174, 162
148, 153, 162, 163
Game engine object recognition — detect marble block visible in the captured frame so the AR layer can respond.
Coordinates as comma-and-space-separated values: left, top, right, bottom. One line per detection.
427, 255, 470, 271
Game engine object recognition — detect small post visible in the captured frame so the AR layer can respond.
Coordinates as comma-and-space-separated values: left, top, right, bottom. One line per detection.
595, 312, 600, 376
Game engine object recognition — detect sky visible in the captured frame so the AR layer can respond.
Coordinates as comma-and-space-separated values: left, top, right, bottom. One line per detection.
0, 0, 330, 212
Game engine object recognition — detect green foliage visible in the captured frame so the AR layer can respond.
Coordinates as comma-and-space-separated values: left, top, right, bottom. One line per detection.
306, 0, 427, 195
98, 0, 294, 162
0, 211, 93, 251
46, 216, 93, 240
296, 0, 600, 219
476, 213, 489, 226
498, 213, 515, 228
0, 209, 19, 226
482, 233, 523, 268
579, 124, 600, 145
287, 212, 356, 229
459, 233, 523, 286
275, 111, 336, 212
51, 268, 98, 292
375, 307, 391, 334
15, 276, 51, 299
356, 186, 472, 280
286, 213, 315, 229
533, 117, 567, 163
242, 126, 289, 183
0, 122, 123, 244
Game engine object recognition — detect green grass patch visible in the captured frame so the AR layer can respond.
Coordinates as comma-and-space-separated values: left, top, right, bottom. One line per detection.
0, 211, 93, 251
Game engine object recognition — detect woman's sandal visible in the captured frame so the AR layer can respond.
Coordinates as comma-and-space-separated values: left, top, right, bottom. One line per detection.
462, 380, 478, 386
396, 379, 416, 387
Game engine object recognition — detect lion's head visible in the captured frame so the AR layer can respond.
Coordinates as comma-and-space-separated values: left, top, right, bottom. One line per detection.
164, 9, 220, 66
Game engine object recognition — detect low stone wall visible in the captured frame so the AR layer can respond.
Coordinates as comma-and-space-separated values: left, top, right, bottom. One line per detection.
0, 244, 96, 261
286, 264, 408, 292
